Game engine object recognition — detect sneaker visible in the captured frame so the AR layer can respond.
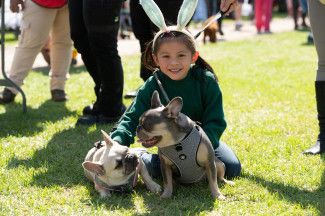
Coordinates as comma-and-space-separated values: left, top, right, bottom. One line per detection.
76, 105, 126, 125
51, 89, 68, 102
0, 88, 16, 104
235, 23, 243, 31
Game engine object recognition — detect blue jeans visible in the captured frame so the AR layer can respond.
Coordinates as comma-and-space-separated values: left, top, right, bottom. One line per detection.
141, 141, 241, 179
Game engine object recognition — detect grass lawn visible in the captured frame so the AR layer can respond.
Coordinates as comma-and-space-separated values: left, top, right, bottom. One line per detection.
0, 31, 324, 215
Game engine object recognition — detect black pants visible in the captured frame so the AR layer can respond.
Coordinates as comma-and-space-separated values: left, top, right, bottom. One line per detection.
129, 0, 183, 81
68, 0, 124, 116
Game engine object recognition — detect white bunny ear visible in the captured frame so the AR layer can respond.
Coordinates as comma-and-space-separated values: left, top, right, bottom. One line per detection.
177, 0, 198, 30
139, 0, 167, 31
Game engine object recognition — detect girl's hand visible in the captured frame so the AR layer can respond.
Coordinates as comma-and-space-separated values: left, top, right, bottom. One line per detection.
220, 0, 238, 15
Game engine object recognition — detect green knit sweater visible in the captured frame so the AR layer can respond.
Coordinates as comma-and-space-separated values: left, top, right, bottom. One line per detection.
111, 66, 227, 149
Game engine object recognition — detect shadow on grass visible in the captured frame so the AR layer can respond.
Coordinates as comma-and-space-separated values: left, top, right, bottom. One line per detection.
32, 65, 87, 76
242, 156, 325, 214
6, 126, 110, 185
7, 123, 215, 214
0, 100, 77, 137
81, 182, 215, 215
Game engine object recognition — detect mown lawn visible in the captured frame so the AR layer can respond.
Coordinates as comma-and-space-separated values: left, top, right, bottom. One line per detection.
0, 31, 324, 215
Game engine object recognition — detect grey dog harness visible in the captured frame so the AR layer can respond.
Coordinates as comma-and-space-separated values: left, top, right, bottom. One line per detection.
159, 125, 205, 184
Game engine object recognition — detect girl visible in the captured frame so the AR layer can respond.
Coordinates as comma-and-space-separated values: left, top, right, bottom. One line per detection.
110, 28, 241, 179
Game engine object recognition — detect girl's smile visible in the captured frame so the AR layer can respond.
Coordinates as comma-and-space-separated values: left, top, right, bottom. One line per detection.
153, 41, 196, 80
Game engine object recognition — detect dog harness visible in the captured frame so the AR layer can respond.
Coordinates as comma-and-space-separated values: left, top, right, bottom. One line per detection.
159, 125, 205, 184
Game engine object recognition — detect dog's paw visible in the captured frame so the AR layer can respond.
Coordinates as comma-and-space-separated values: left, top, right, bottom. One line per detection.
99, 190, 111, 198
225, 180, 235, 186
148, 182, 162, 193
160, 190, 172, 198
214, 193, 226, 200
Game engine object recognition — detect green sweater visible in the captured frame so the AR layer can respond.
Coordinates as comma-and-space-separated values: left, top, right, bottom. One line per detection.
111, 66, 227, 149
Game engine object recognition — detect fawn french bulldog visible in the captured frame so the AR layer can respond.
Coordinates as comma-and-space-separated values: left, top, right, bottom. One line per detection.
136, 91, 234, 200
82, 130, 161, 197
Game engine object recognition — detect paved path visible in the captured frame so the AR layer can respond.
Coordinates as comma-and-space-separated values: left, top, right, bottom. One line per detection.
1, 17, 295, 74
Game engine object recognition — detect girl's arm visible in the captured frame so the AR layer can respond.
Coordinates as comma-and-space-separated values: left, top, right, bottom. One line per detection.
110, 82, 155, 146
201, 75, 227, 149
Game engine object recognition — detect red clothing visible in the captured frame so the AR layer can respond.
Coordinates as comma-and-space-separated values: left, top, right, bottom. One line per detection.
254, 0, 273, 31
31, 0, 67, 8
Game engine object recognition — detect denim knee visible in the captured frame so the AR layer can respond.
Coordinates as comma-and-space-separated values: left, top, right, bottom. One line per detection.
141, 153, 162, 179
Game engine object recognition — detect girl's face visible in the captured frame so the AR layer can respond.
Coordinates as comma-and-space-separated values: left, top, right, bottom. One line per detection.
153, 41, 196, 81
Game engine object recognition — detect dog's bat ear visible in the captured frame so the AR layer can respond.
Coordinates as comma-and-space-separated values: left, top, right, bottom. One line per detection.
151, 90, 162, 108
101, 130, 114, 147
165, 97, 183, 118
82, 161, 105, 176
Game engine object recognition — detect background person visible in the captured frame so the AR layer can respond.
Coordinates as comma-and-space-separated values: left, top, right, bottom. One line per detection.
303, 0, 325, 155
68, 0, 126, 125
0, 0, 72, 103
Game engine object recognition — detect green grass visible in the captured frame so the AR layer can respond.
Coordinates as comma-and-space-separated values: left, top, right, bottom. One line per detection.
0, 31, 324, 215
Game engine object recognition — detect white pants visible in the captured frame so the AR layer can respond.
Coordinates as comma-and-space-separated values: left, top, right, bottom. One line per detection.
8, 0, 72, 94
308, 0, 325, 81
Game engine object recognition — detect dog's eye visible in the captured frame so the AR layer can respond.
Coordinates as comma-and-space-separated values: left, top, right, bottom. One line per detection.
115, 159, 123, 169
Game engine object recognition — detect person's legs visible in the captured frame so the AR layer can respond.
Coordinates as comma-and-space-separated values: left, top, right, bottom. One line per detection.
299, 0, 308, 27
235, 1, 243, 31
254, 0, 262, 33
129, 0, 155, 82
141, 153, 162, 179
6, 0, 55, 94
292, 0, 300, 29
50, 5, 72, 99
303, 0, 325, 154
69, 0, 101, 114
215, 141, 241, 179
263, 0, 273, 32
83, 0, 125, 118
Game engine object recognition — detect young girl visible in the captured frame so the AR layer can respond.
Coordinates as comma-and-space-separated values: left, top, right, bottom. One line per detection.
110, 0, 240, 179
110, 27, 241, 179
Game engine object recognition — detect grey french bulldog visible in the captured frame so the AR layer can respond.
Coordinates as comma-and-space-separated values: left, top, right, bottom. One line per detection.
136, 91, 234, 200
82, 130, 161, 197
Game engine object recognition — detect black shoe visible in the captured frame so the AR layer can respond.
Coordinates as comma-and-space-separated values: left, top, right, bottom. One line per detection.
51, 89, 68, 102
77, 105, 126, 125
0, 88, 16, 104
303, 81, 325, 155
82, 103, 100, 116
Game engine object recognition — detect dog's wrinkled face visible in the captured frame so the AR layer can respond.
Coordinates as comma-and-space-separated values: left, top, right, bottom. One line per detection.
83, 131, 139, 186
137, 91, 192, 148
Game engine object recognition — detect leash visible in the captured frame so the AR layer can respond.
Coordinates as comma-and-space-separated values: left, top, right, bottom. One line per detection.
194, 3, 233, 39
153, 69, 170, 103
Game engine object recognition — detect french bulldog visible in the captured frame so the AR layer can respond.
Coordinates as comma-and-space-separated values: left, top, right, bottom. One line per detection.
82, 130, 161, 197
136, 91, 234, 200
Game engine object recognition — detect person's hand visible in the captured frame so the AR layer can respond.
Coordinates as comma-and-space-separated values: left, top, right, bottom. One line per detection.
220, 0, 238, 15
10, 0, 25, 13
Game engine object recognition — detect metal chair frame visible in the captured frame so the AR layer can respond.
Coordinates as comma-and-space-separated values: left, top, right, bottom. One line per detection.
0, 0, 26, 112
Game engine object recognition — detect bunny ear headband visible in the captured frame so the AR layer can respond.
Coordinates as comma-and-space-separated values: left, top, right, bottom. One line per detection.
139, 0, 198, 50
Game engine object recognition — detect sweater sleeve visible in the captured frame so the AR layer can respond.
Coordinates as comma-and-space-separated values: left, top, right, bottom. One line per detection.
201, 73, 227, 149
110, 81, 155, 146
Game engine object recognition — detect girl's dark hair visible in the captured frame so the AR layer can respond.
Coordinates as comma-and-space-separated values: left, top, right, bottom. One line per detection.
142, 30, 217, 81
